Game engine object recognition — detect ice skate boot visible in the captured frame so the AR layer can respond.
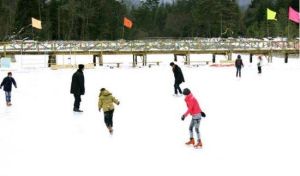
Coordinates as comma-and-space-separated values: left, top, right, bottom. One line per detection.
108, 127, 113, 135
185, 138, 195, 145
194, 139, 202, 149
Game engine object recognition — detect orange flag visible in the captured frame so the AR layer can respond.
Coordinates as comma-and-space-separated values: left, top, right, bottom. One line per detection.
123, 17, 133, 29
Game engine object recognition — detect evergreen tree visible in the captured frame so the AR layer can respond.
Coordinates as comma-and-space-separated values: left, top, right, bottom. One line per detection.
14, 0, 40, 40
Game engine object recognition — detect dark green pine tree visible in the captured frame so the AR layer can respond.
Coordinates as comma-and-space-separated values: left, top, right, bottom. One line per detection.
14, 0, 40, 39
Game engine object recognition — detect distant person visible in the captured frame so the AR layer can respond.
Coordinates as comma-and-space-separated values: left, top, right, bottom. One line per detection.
0, 72, 17, 106
235, 55, 244, 78
170, 62, 185, 96
257, 56, 263, 74
70, 64, 85, 112
181, 88, 205, 149
98, 88, 120, 135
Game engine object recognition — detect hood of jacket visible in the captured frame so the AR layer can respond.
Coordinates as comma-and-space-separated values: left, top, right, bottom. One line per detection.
100, 90, 111, 96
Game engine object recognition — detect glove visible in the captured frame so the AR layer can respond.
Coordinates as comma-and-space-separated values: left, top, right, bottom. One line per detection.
201, 111, 206, 117
117, 102, 120, 105
181, 115, 185, 121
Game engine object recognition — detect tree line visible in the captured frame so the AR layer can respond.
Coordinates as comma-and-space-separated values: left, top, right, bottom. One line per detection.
0, 0, 299, 41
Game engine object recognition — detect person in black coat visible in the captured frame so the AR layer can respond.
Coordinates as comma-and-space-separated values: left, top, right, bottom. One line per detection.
0, 72, 17, 106
70, 64, 85, 112
170, 62, 185, 95
235, 55, 244, 78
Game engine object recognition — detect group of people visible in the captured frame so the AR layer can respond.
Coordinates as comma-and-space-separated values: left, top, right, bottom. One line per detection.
70, 64, 120, 135
69, 62, 205, 148
235, 55, 264, 77
0, 54, 264, 149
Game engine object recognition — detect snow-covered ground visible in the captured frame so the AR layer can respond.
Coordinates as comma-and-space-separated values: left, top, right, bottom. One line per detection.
0, 55, 300, 176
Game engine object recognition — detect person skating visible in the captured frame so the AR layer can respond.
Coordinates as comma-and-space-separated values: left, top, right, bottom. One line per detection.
70, 64, 85, 112
257, 56, 263, 74
181, 88, 205, 149
170, 62, 185, 96
235, 55, 244, 78
98, 88, 120, 135
0, 72, 17, 106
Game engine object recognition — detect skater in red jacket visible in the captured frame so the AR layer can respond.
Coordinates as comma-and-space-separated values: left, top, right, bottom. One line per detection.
181, 88, 205, 149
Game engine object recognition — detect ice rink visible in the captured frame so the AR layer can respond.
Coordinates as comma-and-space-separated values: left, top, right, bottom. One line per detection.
1, 55, 300, 176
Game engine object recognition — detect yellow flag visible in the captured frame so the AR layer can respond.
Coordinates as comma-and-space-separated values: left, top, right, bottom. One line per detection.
31, 17, 42, 29
267, 8, 277, 20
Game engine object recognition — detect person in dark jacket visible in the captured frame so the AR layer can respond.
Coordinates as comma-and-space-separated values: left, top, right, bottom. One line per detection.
0, 72, 17, 106
235, 55, 244, 78
170, 62, 185, 96
70, 64, 85, 112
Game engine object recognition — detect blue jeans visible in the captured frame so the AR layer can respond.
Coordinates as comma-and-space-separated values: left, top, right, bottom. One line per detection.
236, 67, 242, 77
189, 118, 201, 140
5, 91, 11, 102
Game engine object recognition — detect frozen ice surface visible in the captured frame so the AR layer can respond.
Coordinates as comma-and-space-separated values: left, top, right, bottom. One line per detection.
0, 56, 300, 176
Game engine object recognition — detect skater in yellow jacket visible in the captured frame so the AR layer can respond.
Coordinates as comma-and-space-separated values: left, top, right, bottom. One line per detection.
98, 88, 120, 134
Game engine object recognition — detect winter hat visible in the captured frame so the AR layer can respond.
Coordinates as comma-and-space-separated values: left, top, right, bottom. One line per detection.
78, 64, 84, 70
170, 62, 175, 66
100, 88, 106, 92
237, 55, 241, 59
182, 88, 191, 95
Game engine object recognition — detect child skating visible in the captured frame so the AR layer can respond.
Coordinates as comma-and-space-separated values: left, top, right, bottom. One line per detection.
181, 88, 205, 149
98, 88, 120, 135
0, 72, 17, 106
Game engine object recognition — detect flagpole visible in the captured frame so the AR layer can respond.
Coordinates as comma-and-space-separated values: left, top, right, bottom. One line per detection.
122, 26, 125, 39
267, 19, 269, 38
287, 20, 290, 40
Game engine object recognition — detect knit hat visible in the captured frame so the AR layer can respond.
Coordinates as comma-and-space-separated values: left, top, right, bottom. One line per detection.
78, 64, 84, 70
182, 88, 191, 95
170, 62, 175, 66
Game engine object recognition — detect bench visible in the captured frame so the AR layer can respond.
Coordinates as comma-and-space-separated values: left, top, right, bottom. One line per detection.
50, 63, 95, 70
210, 60, 235, 67
189, 61, 210, 67
104, 62, 123, 68
147, 61, 162, 67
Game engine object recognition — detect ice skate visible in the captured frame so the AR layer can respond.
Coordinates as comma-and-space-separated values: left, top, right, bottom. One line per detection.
185, 138, 195, 145
108, 127, 113, 135
194, 139, 202, 149
73, 108, 83, 112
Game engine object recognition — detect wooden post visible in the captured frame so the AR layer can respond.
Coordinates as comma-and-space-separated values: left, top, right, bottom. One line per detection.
186, 54, 190, 65
98, 54, 103, 66
212, 54, 216, 63
48, 54, 56, 67
132, 54, 137, 67
250, 53, 253, 63
174, 54, 177, 62
144, 54, 147, 66
93, 55, 96, 66
285, 53, 288, 63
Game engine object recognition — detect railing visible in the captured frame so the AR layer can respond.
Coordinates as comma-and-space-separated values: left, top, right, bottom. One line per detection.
0, 39, 299, 55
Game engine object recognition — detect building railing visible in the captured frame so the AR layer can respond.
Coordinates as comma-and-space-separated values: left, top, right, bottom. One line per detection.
0, 39, 299, 54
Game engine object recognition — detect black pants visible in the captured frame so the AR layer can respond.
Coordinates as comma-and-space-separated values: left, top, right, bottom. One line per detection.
236, 67, 242, 77
258, 66, 262, 74
104, 110, 114, 128
73, 94, 81, 110
174, 81, 182, 94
